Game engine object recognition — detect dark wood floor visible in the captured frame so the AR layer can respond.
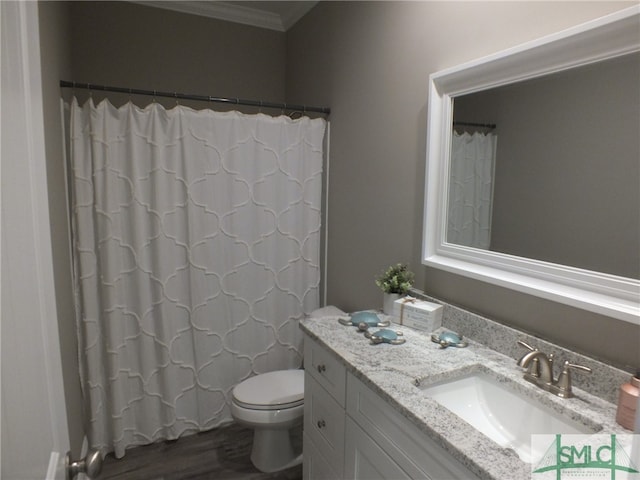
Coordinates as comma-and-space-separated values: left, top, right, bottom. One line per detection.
96, 422, 302, 480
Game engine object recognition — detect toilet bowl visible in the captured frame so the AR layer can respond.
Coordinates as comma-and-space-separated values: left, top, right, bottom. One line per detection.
231, 369, 304, 473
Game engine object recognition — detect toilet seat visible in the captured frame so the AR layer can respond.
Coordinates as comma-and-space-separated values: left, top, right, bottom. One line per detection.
232, 369, 304, 411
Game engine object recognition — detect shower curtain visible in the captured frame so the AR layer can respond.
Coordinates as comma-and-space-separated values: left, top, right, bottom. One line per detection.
69, 97, 326, 457
447, 131, 497, 249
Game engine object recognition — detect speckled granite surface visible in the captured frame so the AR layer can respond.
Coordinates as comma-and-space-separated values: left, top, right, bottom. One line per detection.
409, 290, 631, 405
300, 311, 630, 480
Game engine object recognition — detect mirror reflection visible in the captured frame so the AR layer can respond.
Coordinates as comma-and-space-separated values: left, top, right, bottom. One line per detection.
449, 52, 640, 279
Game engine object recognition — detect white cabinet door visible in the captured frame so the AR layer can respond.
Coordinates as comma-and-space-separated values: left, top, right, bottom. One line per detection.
1, 2, 70, 478
344, 417, 410, 480
303, 432, 341, 480
304, 372, 346, 476
304, 335, 346, 405
304, 374, 346, 459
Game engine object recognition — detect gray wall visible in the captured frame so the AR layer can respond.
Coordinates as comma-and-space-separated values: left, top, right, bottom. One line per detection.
286, 1, 639, 370
38, 0, 288, 454
67, 1, 286, 108
38, 1, 84, 457
40, 5, 639, 455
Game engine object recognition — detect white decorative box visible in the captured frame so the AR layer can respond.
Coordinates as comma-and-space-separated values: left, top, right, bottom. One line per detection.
392, 297, 443, 332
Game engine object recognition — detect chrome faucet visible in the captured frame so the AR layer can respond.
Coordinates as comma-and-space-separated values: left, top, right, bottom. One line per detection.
516, 340, 591, 398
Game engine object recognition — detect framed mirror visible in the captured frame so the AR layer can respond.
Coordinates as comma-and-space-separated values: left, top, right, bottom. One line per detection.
423, 6, 640, 324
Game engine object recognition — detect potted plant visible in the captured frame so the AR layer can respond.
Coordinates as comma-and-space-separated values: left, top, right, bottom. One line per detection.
375, 263, 414, 315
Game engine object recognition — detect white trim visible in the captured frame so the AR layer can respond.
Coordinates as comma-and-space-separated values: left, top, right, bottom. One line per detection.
45, 452, 65, 480
21, 0, 70, 448
80, 435, 89, 458
279, 1, 318, 31
423, 6, 640, 324
60, 99, 76, 295
323, 122, 331, 307
1, 2, 70, 478
130, 1, 317, 32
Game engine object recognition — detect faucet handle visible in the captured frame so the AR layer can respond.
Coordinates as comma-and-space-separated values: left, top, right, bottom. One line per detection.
554, 361, 592, 398
517, 340, 536, 352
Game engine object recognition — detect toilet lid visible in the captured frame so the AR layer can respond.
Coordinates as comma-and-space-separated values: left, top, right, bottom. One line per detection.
233, 369, 304, 411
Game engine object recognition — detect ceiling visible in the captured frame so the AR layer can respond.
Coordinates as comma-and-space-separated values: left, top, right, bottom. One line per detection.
133, 1, 319, 32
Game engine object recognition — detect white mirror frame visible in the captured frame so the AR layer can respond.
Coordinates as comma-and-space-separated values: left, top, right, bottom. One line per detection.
423, 6, 640, 325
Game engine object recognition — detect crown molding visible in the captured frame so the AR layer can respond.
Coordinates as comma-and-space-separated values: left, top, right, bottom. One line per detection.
131, 1, 317, 32
278, 1, 318, 30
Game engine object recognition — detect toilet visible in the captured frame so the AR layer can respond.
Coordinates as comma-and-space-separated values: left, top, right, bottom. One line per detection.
231, 369, 304, 473
230, 306, 346, 473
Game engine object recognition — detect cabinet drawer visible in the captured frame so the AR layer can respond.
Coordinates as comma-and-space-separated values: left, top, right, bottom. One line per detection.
303, 432, 342, 480
346, 373, 481, 480
345, 417, 411, 480
304, 335, 346, 405
304, 372, 345, 473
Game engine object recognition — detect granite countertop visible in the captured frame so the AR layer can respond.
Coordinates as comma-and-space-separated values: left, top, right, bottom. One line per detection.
300, 313, 628, 480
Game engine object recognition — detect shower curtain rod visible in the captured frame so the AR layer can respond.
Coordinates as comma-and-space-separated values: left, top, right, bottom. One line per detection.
453, 121, 496, 129
59, 80, 331, 115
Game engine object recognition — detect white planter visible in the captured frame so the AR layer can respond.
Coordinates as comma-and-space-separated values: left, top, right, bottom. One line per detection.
382, 293, 401, 315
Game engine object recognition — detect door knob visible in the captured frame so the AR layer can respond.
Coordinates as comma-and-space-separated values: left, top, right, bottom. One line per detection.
66, 449, 103, 480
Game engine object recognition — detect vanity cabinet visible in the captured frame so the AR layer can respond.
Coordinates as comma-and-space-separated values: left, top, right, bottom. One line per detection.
345, 417, 414, 479
345, 373, 481, 480
303, 334, 347, 480
303, 333, 481, 480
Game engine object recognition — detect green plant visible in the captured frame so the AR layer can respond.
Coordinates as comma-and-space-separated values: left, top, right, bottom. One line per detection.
375, 263, 414, 294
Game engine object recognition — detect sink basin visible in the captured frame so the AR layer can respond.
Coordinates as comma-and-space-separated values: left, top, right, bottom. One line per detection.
418, 370, 597, 463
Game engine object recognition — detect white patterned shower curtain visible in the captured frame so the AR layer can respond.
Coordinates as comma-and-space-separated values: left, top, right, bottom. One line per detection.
447, 131, 497, 249
69, 97, 326, 457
